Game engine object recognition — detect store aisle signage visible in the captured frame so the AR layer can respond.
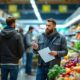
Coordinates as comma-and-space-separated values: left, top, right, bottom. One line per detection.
9, 5, 17, 12
0, 10, 3, 16
59, 5, 68, 13
0, 0, 29, 3
38, 0, 80, 4
42, 5, 51, 13
12, 12, 20, 18
0, 0, 80, 4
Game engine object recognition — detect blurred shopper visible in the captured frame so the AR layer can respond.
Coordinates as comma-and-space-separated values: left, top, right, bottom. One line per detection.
32, 18, 68, 80
18, 28, 27, 67
18, 28, 24, 37
0, 17, 24, 80
25, 26, 34, 75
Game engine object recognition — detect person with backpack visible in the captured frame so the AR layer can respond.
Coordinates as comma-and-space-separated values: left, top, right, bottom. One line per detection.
24, 26, 34, 75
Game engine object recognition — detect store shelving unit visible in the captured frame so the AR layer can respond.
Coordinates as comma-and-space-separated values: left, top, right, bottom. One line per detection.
65, 30, 80, 35
64, 7, 80, 53
68, 45, 80, 53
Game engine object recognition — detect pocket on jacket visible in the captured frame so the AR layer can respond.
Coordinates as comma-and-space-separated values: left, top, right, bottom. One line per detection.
38, 41, 45, 49
51, 43, 61, 50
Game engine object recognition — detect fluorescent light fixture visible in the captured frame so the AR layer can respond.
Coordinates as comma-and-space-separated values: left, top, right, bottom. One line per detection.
0, 17, 5, 21
56, 25, 65, 28
40, 24, 66, 28
30, 0, 42, 22
64, 15, 80, 27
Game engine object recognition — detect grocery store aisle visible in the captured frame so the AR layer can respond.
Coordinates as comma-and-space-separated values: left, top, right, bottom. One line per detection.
17, 68, 36, 80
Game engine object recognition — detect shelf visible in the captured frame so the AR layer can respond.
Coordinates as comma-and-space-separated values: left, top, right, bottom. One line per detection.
75, 30, 80, 33
65, 32, 76, 36
65, 30, 80, 36
67, 38, 80, 42
67, 45, 80, 53
64, 7, 80, 28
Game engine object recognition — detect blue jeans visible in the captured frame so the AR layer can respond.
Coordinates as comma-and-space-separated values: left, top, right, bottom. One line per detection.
36, 66, 49, 80
26, 53, 33, 74
22, 52, 26, 66
1, 65, 19, 80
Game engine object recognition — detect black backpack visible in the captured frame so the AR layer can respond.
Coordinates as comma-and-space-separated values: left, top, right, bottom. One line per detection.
23, 34, 29, 50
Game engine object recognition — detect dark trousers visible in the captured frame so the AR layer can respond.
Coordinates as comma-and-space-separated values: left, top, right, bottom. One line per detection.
36, 66, 49, 80
26, 53, 33, 74
36, 66, 55, 80
1, 65, 19, 80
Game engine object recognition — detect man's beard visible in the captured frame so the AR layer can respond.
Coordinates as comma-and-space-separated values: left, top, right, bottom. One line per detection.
46, 29, 54, 35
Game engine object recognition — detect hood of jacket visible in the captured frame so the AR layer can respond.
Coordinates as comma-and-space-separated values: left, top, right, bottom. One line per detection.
0, 26, 16, 39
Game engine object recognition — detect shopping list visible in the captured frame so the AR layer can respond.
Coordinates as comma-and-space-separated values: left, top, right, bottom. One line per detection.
38, 47, 55, 63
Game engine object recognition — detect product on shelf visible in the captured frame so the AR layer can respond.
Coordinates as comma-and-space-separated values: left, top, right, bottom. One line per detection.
75, 42, 80, 50
76, 24, 80, 40
76, 32, 80, 40
48, 64, 66, 80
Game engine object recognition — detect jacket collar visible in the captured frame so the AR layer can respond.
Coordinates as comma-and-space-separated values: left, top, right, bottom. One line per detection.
45, 29, 58, 38
4, 26, 14, 30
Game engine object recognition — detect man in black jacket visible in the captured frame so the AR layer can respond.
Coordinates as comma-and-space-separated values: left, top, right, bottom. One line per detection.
32, 18, 68, 80
0, 17, 24, 80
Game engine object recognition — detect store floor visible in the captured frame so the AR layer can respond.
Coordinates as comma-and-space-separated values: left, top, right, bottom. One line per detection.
17, 68, 36, 80
0, 68, 36, 80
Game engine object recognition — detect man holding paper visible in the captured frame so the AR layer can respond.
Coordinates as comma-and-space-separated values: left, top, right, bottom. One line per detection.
32, 18, 68, 80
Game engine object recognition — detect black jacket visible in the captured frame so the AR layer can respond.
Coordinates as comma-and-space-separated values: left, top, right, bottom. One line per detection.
0, 26, 24, 64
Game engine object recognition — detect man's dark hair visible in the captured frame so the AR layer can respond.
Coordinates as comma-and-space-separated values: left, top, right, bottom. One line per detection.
47, 18, 56, 25
19, 28, 23, 33
6, 17, 16, 26
29, 26, 34, 31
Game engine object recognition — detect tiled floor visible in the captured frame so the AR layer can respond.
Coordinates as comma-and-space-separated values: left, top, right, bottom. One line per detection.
17, 68, 36, 80
0, 68, 36, 80
17, 53, 37, 80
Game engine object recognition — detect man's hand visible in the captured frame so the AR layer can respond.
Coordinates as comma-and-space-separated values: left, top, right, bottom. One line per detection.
32, 42, 38, 50
49, 51, 58, 56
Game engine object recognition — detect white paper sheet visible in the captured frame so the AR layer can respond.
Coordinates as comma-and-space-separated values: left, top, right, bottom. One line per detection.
38, 47, 55, 63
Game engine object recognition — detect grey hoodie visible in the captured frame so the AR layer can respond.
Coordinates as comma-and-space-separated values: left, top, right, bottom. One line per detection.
25, 31, 33, 53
